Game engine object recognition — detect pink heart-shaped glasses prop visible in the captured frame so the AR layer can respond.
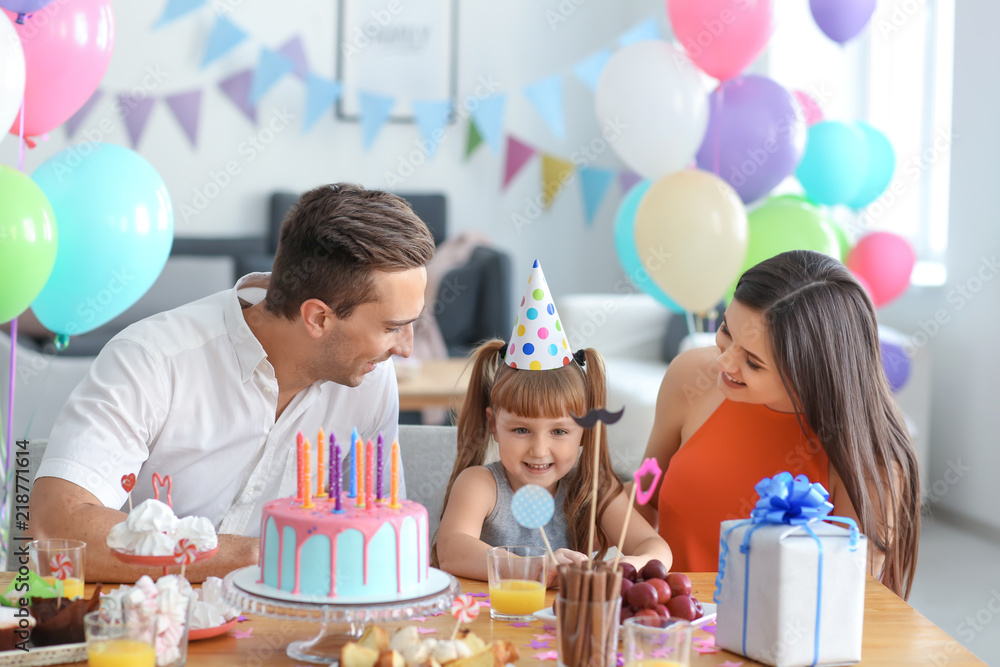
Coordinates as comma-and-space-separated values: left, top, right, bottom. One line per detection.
634, 458, 662, 506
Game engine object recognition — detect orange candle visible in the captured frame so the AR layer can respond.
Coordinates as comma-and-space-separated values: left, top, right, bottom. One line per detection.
390, 440, 401, 508
295, 431, 304, 502
317, 428, 327, 497
356, 436, 365, 508
365, 440, 375, 510
303, 438, 314, 508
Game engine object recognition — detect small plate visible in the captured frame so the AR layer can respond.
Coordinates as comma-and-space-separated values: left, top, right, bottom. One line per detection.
189, 617, 239, 641
533, 603, 717, 628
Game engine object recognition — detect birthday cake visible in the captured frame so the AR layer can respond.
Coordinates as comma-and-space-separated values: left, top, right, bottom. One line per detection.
257, 434, 429, 599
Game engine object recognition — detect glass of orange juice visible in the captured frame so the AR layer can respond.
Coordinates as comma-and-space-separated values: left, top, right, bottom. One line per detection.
623, 616, 693, 667
486, 546, 547, 621
84, 610, 156, 667
27, 539, 86, 599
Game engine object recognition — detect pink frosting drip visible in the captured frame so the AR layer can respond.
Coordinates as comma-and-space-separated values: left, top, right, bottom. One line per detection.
258, 494, 428, 596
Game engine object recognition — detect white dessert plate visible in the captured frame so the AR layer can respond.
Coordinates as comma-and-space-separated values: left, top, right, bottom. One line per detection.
232, 566, 453, 605
532, 602, 717, 628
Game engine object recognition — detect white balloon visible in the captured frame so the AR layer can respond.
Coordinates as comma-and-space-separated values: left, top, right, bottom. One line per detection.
0, 12, 26, 146
595, 40, 709, 180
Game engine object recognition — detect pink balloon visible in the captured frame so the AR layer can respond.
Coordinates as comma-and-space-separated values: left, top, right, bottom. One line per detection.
847, 232, 916, 307
793, 90, 825, 126
5, 0, 114, 138
668, 0, 773, 81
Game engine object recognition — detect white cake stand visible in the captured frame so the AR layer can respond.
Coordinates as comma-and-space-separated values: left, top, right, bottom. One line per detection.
222, 565, 460, 665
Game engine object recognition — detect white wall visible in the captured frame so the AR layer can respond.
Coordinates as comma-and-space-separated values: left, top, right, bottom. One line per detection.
0, 0, 658, 300
878, 1, 1000, 533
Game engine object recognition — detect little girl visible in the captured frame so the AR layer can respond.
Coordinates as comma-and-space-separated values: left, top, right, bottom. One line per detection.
434, 261, 671, 581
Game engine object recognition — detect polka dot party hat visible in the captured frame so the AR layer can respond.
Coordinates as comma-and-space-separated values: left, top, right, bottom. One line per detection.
505, 260, 573, 370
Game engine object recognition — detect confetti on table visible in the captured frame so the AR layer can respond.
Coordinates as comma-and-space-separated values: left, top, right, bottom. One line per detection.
237, 615, 248, 622
529, 639, 550, 649
533, 632, 557, 641
509, 621, 533, 628
532, 650, 559, 661
718, 661, 744, 667
477, 600, 491, 608
232, 628, 254, 639
543, 624, 556, 633
468, 592, 489, 597
410, 616, 427, 622
696, 636, 716, 648
651, 647, 674, 658
416, 627, 437, 635
701, 622, 717, 634
693, 644, 719, 654
616, 652, 625, 666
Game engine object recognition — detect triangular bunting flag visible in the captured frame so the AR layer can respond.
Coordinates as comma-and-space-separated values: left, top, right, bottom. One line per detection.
117, 95, 156, 148
278, 36, 309, 80
471, 94, 506, 154
65, 89, 103, 139
304, 74, 342, 132
250, 49, 295, 104
218, 69, 257, 123
573, 49, 612, 91
617, 17, 661, 47
619, 170, 643, 194
579, 167, 615, 225
541, 154, 576, 209
523, 75, 566, 139
154, 0, 205, 28
503, 136, 537, 189
412, 99, 452, 159
465, 119, 484, 159
201, 16, 248, 68
359, 91, 396, 150
165, 90, 202, 148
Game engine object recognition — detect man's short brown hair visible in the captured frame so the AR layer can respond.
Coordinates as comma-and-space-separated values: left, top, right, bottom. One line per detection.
266, 184, 435, 319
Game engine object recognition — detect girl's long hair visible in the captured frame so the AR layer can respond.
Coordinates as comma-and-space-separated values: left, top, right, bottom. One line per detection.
434, 339, 622, 562
734, 250, 920, 598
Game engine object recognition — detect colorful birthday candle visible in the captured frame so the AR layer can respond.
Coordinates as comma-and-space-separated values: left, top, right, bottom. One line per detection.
390, 440, 401, 509
348, 428, 358, 498
332, 435, 343, 512
303, 438, 314, 509
376, 432, 384, 501
356, 435, 365, 508
365, 440, 375, 510
296, 431, 304, 502
317, 428, 326, 497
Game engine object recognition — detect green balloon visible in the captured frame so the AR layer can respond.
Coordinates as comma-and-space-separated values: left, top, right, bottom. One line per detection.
725, 197, 840, 303
0, 165, 58, 324
827, 219, 853, 261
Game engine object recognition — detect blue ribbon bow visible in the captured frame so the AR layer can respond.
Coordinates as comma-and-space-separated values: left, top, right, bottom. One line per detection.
714, 472, 860, 667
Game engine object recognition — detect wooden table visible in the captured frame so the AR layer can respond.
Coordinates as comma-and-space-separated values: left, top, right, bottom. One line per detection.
94, 573, 980, 666
395, 358, 472, 412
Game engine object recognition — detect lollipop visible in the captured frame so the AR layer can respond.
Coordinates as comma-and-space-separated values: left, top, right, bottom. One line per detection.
449, 593, 480, 640
511, 484, 558, 567
611, 457, 662, 572
121, 474, 136, 512
174, 538, 197, 579
49, 553, 72, 580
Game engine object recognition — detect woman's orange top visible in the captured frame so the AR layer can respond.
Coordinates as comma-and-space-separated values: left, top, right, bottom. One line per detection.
657, 399, 829, 572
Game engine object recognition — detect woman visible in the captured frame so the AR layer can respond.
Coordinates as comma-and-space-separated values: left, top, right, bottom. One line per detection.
640, 250, 919, 598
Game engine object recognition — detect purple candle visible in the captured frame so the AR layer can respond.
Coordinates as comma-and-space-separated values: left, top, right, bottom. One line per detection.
376, 432, 384, 500
332, 437, 343, 512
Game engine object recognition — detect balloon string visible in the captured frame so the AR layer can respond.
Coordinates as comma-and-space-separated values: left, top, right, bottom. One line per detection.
713, 85, 724, 177
18, 94, 25, 171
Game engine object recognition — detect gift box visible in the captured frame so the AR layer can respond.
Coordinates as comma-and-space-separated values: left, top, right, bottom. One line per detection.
714, 473, 867, 667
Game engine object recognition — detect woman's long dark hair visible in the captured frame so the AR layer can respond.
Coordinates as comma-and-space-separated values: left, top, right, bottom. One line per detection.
734, 250, 920, 598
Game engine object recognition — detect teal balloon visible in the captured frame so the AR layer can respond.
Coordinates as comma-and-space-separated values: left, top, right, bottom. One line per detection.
613, 182, 684, 313
795, 121, 868, 206
847, 122, 895, 209
31, 143, 174, 336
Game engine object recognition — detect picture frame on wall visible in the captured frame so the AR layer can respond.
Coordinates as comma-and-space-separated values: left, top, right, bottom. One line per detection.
336, 0, 458, 123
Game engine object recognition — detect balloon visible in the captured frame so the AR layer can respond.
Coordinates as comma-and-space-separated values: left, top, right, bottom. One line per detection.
809, 0, 876, 44
613, 182, 684, 313
846, 122, 895, 210
595, 41, 709, 180
795, 121, 868, 206
5, 0, 115, 137
668, 0, 773, 81
846, 232, 915, 307
30, 143, 174, 336
0, 0, 56, 21
0, 165, 57, 323
827, 218, 853, 261
633, 170, 748, 313
0, 13, 25, 146
880, 338, 911, 393
792, 90, 824, 126
695, 75, 806, 204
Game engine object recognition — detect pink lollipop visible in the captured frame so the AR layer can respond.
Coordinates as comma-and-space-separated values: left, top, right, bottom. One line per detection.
173, 539, 197, 565
49, 554, 72, 580
449, 593, 479, 639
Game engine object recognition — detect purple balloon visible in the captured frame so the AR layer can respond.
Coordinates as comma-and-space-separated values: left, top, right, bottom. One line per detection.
809, 0, 877, 44
0, 0, 57, 20
880, 340, 911, 393
696, 75, 806, 204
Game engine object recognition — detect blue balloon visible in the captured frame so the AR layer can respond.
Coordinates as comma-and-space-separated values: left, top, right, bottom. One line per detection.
847, 122, 895, 209
795, 121, 868, 206
613, 182, 684, 313
31, 143, 174, 336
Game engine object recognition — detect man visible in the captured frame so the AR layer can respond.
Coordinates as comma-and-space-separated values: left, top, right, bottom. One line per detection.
30, 184, 436, 581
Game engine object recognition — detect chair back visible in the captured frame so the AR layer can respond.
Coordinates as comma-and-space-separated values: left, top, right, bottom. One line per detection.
397, 425, 457, 542
6, 439, 48, 571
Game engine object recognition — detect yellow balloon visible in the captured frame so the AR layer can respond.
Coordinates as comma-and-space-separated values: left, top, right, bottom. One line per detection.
633, 170, 748, 313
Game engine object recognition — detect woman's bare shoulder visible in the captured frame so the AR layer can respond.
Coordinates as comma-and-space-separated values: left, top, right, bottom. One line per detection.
663, 346, 721, 399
